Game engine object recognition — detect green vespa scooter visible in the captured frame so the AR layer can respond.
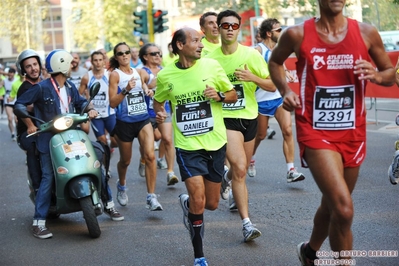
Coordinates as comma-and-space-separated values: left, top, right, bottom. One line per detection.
15, 82, 103, 238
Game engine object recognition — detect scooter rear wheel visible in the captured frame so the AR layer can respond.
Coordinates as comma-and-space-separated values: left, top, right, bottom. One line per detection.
80, 197, 101, 238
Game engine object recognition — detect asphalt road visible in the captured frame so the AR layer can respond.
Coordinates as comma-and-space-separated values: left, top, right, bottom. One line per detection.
0, 99, 398, 266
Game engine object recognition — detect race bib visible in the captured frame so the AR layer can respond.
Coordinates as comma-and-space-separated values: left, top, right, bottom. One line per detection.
175, 101, 214, 136
222, 84, 245, 110
92, 91, 108, 116
313, 85, 355, 130
126, 91, 147, 116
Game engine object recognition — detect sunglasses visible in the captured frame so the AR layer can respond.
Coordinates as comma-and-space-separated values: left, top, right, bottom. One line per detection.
219, 22, 240, 30
116, 50, 131, 56
271, 27, 282, 33
147, 52, 162, 57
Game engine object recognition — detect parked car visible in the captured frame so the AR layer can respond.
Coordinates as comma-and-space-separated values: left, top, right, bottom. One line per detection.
384, 43, 399, 51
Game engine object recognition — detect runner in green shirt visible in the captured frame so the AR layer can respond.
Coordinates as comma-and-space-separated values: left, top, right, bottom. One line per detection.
200, 12, 220, 57
154, 27, 237, 266
207, 9, 276, 243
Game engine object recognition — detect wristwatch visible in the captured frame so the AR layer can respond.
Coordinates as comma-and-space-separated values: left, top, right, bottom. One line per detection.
121, 88, 128, 95
217, 91, 226, 102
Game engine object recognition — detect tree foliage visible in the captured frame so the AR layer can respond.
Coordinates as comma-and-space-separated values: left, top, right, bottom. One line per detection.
362, 0, 399, 30
180, 0, 254, 15
0, 0, 49, 53
72, 0, 137, 52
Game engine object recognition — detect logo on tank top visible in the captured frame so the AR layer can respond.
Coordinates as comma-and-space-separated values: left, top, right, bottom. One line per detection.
313, 55, 326, 70
310, 47, 326, 53
312, 53, 354, 71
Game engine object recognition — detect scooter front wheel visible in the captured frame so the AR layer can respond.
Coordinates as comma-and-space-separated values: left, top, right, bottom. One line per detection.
80, 197, 101, 238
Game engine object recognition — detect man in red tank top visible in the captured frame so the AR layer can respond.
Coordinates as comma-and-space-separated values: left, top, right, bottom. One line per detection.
268, 0, 396, 265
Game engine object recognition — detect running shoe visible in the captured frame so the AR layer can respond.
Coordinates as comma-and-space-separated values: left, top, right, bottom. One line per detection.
247, 160, 256, 177
32, 225, 53, 239
138, 160, 145, 177
229, 189, 237, 211
267, 128, 276, 139
220, 165, 231, 200
194, 257, 208, 266
287, 167, 305, 183
297, 242, 316, 266
116, 180, 128, 206
146, 194, 163, 211
104, 206, 124, 221
157, 158, 167, 169
154, 141, 159, 151
167, 172, 179, 186
388, 150, 399, 185
242, 222, 261, 242
178, 193, 190, 231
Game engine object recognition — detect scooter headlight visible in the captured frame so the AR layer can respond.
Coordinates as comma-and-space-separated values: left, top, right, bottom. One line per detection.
54, 116, 74, 130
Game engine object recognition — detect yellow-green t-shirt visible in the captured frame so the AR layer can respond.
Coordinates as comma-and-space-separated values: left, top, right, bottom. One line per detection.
201, 37, 221, 57
10, 76, 22, 99
0, 75, 5, 96
162, 53, 179, 67
207, 44, 269, 120
155, 58, 233, 151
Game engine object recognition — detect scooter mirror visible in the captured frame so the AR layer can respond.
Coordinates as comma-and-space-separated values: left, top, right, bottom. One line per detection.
89, 82, 100, 100
13, 103, 30, 118
14, 103, 46, 124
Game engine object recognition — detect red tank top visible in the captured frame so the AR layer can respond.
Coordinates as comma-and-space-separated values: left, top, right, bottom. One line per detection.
295, 18, 370, 143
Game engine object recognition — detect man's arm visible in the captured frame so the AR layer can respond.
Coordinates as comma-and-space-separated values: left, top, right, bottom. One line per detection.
358, 23, 395, 86
269, 25, 303, 111
78, 73, 89, 98
153, 99, 167, 124
234, 64, 275, 92
395, 57, 399, 87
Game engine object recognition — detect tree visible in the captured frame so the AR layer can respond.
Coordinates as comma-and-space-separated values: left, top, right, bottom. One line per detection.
0, 0, 49, 53
71, 0, 137, 52
362, 0, 399, 31
179, 0, 255, 16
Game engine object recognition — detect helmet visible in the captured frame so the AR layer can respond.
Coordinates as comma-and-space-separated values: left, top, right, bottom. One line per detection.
16, 49, 42, 75
45, 49, 73, 75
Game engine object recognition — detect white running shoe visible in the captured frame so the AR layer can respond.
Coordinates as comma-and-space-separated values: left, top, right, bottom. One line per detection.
167, 172, 179, 186
157, 158, 167, 169
220, 165, 231, 200
247, 160, 256, 177
287, 167, 305, 183
146, 194, 163, 211
116, 180, 128, 206
267, 128, 276, 139
243, 222, 261, 242
154, 141, 159, 150
229, 189, 237, 211
138, 160, 145, 177
388, 150, 399, 185
178, 193, 190, 232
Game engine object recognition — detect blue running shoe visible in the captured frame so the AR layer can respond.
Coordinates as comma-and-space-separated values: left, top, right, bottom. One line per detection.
194, 257, 208, 266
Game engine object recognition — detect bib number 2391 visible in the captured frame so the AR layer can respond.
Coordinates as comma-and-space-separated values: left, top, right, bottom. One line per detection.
313, 85, 355, 130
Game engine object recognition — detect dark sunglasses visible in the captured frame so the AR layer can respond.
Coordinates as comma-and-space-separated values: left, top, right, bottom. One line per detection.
271, 27, 282, 33
147, 52, 162, 57
116, 50, 131, 56
219, 22, 240, 30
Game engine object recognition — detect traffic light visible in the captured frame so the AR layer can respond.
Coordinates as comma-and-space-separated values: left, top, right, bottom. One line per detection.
153, 10, 169, 33
133, 10, 148, 34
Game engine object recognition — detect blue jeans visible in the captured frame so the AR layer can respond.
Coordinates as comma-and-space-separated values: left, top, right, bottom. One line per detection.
101, 167, 113, 203
34, 152, 54, 220
18, 132, 42, 192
